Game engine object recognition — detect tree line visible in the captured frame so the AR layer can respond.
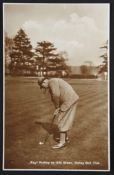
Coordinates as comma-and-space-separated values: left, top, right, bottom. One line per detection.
5, 28, 108, 78
5, 29, 70, 77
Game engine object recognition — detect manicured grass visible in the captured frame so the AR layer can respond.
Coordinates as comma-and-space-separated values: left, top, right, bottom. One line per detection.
4, 76, 109, 170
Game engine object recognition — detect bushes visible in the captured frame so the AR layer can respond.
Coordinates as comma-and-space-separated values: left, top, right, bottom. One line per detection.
69, 74, 97, 79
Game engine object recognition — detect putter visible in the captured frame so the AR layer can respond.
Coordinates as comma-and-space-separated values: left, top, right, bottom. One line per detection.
39, 113, 57, 145
39, 102, 77, 145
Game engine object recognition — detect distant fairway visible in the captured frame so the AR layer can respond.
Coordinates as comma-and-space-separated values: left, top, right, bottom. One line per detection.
4, 76, 109, 170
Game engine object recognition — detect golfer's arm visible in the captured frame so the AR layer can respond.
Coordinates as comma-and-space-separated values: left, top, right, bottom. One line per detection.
51, 95, 60, 108
49, 82, 60, 108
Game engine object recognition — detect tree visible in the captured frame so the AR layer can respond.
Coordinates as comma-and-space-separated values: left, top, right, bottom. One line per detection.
10, 28, 33, 75
80, 65, 89, 76
54, 51, 70, 76
99, 40, 108, 74
5, 33, 14, 74
35, 41, 70, 76
35, 41, 58, 76
35, 41, 70, 77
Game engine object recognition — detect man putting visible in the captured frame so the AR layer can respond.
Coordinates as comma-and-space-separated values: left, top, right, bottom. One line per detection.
37, 77, 79, 149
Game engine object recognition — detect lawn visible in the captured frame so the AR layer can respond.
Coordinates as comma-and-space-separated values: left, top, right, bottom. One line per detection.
4, 76, 109, 170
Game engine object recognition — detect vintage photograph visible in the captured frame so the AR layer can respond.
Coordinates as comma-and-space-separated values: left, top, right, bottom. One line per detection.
3, 3, 110, 171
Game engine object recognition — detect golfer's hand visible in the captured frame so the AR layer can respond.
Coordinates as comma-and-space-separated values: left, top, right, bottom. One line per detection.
54, 108, 60, 116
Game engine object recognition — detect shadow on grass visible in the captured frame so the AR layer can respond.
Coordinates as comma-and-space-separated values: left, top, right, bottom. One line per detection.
35, 121, 60, 141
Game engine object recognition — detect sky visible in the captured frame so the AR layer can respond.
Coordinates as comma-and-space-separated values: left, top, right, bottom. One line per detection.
4, 3, 109, 66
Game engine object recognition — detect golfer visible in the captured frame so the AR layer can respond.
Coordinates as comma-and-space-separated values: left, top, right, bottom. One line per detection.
38, 77, 79, 149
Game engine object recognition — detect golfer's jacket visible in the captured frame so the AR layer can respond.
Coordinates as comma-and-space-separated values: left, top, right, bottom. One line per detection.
48, 78, 79, 112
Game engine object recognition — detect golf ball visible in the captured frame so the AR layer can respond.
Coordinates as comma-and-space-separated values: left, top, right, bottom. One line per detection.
39, 141, 44, 145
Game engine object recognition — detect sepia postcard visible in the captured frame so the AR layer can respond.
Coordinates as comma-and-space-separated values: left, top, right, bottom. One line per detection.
2, 2, 110, 172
